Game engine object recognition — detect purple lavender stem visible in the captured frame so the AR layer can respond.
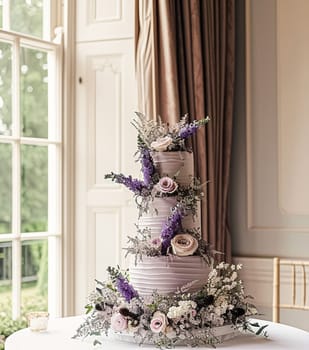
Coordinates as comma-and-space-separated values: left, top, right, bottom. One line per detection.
179, 123, 199, 139
140, 148, 155, 186
161, 205, 184, 254
116, 275, 139, 302
105, 173, 147, 196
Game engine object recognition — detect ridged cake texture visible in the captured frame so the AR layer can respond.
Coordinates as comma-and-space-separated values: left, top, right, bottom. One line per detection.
130, 256, 210, 296
151, 151, 194, 186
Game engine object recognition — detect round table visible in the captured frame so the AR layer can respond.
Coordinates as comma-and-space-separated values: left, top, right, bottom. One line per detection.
5, 315, 309, 349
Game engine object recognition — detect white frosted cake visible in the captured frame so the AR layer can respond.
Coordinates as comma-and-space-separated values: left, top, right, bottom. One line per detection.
74, 114, 266, 348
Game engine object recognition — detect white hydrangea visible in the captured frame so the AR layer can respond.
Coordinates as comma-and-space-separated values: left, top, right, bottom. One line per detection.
167, 300, 197, 319
208, 269, 217, 279
231, 271, 238, 281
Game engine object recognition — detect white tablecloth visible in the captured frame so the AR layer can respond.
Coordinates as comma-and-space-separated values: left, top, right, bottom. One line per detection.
5, 315, 309, 349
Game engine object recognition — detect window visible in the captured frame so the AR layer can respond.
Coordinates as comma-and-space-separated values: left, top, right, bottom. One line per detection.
0, 0, 63, 324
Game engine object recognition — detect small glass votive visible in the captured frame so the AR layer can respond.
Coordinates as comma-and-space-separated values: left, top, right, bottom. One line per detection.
27, 311, 49, 332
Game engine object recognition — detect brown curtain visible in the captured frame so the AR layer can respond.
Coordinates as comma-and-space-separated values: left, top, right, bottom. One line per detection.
135, 0, 235, 262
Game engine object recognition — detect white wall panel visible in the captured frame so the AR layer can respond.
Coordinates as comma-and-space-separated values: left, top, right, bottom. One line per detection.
75, 21, 137, 312
231, 0, 309, 269
94, 209, 121, 282
76, 0, 134, 42
277, 0, 309, 215
88, 55, 122, 188
244, 0, 309, 239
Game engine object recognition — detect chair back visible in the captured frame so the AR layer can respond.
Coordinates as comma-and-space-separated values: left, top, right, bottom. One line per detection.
273, 257, 309, 323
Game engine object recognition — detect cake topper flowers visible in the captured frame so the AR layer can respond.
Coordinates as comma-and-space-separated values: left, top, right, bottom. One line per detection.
132, 112, 210, 152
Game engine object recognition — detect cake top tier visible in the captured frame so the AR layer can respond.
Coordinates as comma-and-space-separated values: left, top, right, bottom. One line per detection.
104, 113, 209, 200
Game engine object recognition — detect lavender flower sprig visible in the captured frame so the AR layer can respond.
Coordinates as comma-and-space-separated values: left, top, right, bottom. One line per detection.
161, 204, 185, 254
116, 275, 139, 302
179, 116, 210, 140
105, 172, 150, 196
107, 266, 139, 302
140, 147, 155, 186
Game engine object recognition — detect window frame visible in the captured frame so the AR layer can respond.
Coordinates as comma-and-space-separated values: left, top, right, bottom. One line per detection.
0, 1, 66, 319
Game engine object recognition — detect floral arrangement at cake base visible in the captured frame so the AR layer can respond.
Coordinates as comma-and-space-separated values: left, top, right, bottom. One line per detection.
73, 263, 268, 348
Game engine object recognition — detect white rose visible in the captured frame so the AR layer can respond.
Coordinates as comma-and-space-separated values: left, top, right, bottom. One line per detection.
151, 136, 173, 151
110, 312, 128, 332
171, 234, 198, 256
158, 176, 178, 193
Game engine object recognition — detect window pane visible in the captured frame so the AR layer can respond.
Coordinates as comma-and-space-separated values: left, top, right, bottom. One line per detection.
0, 143, 12, 234
10, 0, 43, 38
21, 240, 48, 315
20, 46, 48, 138
0, 41, 12, 136
21, 145, 47, 233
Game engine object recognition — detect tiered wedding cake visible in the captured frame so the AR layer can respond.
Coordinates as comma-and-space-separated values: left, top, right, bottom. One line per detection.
74, 113, 267, 348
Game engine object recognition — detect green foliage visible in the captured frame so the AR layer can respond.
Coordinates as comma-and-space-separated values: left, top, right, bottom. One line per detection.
37, 242, 48, 295
0, 286, 47, 350
10, 0, 43, 38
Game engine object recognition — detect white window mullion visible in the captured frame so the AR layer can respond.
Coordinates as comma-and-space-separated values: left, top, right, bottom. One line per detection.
47, 40, 63, 317
48, 143, 62, 317
11, 37, 21, 320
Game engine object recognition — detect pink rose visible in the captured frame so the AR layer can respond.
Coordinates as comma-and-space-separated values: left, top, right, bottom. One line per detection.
110, 312, 128, 332
171, 234, 198, 256
158, 177, 178, 194
150, 311, 167, 333
148, 237, 162, 249
151, 136, 173, 151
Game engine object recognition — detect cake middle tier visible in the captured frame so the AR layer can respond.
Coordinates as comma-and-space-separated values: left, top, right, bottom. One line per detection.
129, 255, 211, 296
138, 197, 201, 238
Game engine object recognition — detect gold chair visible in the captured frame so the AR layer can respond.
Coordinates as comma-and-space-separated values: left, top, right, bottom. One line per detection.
273, 257, 309, 323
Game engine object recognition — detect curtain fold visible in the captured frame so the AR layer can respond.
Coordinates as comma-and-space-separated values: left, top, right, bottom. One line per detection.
135, 0, 235, 262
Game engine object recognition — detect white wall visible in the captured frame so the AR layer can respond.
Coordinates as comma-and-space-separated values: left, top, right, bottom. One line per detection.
231, 0, 309, 330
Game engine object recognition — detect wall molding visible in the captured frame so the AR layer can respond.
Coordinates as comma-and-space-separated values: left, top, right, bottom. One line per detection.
245, 0, 309, 232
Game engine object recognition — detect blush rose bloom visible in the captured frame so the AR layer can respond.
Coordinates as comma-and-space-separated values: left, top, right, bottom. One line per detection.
171, 233, 198, 256
148, 237, 162, 249
110, 312, 128, 332
158, 176, 178, 194
151, 136, 173, 151
150, 311, 168, 333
